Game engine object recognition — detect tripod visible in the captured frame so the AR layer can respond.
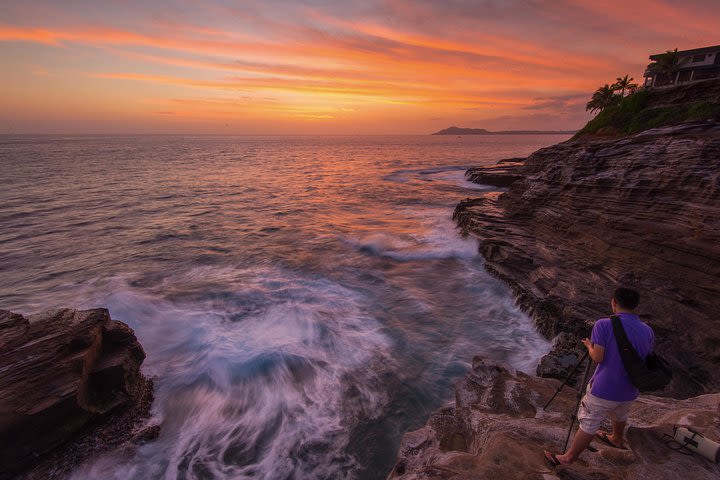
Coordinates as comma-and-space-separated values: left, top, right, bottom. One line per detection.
543, 351, 594, 452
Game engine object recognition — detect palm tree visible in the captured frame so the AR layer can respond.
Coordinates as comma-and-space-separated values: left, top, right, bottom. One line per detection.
586, 95, 603, 114
648, 48, 679, 85
612, 75, 638, 98
585, 84, 618, 114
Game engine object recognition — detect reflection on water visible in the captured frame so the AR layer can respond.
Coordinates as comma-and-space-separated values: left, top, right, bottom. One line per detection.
0, 134, 568, 479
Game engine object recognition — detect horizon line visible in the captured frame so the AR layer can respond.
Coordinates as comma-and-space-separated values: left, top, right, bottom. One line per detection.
0, 131, 578, 137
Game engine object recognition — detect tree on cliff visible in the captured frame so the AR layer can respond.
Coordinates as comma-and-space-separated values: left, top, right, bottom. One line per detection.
585, 84, 618, 114
647, 48, 679, 85
612, 75, 638, 98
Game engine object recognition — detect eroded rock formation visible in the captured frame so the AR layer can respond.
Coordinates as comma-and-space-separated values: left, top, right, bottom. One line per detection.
389, 357, 720, 479
0, 308, 153, 479
465, 159, 525, 187
454, 119, 720, 398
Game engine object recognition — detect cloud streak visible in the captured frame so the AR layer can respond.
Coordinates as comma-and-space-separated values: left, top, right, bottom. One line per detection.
1, 0, 719, 133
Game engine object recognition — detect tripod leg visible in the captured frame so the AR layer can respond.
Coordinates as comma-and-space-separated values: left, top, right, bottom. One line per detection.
563, 357, 593, 452
563, 416, 576, 452
543, 351, 589, 410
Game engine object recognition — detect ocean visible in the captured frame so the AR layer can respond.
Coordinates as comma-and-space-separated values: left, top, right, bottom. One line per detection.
0, 134, 569, 479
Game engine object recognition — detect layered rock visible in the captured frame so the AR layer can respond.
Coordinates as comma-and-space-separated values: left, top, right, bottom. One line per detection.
0, 308, 154, 479
389, 357, 720, 479
465, 159, 525, 187
454, 119, 720, 398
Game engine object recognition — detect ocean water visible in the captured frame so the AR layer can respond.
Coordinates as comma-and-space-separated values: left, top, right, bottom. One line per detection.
0, 134, 568, 480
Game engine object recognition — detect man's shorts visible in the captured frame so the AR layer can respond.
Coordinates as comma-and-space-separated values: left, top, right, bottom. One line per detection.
577, 391, 632, 434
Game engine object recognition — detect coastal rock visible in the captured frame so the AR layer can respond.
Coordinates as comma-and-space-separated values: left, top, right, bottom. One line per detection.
388, 357, 720, 480
455, 118, 720, 398
465, 159, 525, 187
0, 308, 153, 479
535, 332, 585, 382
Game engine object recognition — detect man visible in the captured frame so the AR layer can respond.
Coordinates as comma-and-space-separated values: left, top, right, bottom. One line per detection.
544, 287, 654, 466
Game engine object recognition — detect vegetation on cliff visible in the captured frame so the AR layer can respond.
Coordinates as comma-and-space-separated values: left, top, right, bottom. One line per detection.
577, 79, 720, 137
584, 75, 639, 114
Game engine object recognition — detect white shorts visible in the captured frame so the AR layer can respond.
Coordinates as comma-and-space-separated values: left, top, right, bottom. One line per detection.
577, 391, 632, 434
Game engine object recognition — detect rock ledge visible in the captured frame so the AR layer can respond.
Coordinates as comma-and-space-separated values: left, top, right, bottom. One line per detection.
388, 357, 720, 479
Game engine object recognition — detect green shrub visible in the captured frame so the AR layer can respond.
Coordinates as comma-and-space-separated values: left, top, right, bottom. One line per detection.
626, 105, 682, 133
686, 101, 720, 121
575, 90, 649, 136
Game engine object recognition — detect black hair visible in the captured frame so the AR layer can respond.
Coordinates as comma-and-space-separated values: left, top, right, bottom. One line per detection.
612, 287, 640, 310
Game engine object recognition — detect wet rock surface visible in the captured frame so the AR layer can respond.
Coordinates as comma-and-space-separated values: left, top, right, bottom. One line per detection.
0, 308, 154, 479
454, 119, 720, 398
388, 357, 720, 480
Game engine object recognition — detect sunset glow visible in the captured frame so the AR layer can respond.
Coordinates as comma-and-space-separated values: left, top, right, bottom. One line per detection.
1, 0, 718, 134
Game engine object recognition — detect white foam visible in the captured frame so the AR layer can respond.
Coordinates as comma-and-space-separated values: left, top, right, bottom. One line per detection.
426, 169, 498, 191
69, 267, 395, 480
342, 208, 477, 261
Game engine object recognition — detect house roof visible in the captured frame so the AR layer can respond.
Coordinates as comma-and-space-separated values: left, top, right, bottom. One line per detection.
649, 45, 720, 60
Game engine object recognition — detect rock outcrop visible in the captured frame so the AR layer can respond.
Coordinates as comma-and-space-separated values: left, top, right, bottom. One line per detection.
454, 119, 720, 398
389, 357, 720, 479
465, 160, 525, 187
0, 308, 154, 479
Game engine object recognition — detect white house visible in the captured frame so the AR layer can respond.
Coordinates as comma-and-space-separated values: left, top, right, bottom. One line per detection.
643, 45, 720, 88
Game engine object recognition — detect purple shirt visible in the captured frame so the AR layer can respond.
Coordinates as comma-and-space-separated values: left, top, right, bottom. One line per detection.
589, 313, 654, 402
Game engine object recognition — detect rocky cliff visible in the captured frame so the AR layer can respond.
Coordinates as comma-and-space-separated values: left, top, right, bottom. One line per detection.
391, 82, 720, 478
389, 358, 720, 479
455, 118, 720, 399
0, 308, 155, 479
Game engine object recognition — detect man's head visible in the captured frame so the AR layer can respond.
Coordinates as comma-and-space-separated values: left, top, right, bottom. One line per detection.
611, 287, 640, 313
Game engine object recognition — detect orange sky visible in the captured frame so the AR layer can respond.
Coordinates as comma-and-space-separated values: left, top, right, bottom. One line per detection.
1, 0, 718, 134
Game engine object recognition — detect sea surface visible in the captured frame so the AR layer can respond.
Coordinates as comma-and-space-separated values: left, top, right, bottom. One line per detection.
0, 134, 569, 480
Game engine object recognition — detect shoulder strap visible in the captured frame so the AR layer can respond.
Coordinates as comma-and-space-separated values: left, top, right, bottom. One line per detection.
610, 315, 636, 352
611, 314, 643, 364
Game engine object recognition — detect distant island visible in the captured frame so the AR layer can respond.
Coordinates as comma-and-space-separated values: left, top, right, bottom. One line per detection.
432, 126, 576, 135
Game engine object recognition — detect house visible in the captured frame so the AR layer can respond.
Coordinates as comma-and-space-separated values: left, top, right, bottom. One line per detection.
643, 45, 720, 88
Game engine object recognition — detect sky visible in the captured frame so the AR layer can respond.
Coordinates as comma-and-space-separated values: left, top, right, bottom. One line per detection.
1, 0, 718, 134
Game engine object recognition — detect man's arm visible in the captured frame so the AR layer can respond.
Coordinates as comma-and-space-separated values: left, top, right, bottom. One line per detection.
582, 337, 605, 363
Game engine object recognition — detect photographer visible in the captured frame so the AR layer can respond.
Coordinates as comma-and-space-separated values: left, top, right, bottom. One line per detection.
544, 287, 654, 466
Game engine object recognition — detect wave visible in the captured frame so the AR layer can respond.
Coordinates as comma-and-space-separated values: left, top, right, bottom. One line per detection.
69, 266, 395, 480
381, 165, 467, 183
383, 165, 496, 191
341, 208, 478, 261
